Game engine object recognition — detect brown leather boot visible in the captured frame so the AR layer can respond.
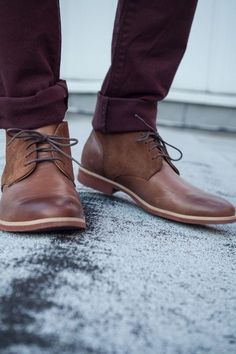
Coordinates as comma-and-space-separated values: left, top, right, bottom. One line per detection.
0, 121, 86, 232
78, 124, 236, 225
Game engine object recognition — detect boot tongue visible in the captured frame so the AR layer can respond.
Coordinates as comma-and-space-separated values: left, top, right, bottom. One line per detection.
34, 123, 60, 161
35, 123, 59, 136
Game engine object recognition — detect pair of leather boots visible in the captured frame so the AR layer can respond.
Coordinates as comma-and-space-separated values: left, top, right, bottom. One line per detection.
0, 121, 235, 232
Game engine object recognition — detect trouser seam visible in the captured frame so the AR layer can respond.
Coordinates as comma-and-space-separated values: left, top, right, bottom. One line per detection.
107, 0, 136, 97
55, 0, 62, 81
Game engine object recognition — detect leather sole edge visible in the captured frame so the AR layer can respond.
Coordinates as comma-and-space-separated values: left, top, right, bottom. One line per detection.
78, 167, 236, 225
0, 217, 86, 232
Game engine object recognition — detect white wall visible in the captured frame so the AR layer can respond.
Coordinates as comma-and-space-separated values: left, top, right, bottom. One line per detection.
60, 0, 236, 107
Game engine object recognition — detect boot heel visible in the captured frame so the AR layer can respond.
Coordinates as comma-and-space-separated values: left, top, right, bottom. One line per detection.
78, 169, 116, 195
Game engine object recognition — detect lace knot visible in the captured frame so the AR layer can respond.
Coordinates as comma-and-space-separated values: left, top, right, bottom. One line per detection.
134, 114, 183, 162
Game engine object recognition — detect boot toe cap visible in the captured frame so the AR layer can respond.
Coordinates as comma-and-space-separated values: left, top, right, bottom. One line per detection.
16, 196, 84, 221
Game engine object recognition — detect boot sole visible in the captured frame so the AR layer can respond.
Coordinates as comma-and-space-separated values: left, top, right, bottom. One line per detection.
78, 167, 236, 225
0, 217, 86, 232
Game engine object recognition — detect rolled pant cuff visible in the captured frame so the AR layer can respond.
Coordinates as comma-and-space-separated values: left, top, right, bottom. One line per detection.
92, 92, 157, 133
0, 80, 68, 129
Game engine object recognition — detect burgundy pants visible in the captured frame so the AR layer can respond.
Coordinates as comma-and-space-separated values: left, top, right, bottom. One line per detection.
0, 0, 197, 132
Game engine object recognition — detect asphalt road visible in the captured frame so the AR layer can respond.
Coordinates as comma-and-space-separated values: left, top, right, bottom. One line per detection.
0, 115, 236, 354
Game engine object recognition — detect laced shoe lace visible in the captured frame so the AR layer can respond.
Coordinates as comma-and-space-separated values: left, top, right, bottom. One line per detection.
134, 114, 183, 162
7, 128, 80, 166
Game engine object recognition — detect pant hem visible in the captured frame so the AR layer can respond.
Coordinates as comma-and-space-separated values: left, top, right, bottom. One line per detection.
0, 80, 68, 129
92, 92, 157, 133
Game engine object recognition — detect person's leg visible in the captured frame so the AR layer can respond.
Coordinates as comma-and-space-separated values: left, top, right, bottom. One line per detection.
0, 1, 85, 232
93, 0, 197, 133
79, 0, 236, 225
0, 0, 67, 129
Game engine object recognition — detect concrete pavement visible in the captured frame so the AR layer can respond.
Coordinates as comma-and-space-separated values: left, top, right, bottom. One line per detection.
0, 114, 236, 354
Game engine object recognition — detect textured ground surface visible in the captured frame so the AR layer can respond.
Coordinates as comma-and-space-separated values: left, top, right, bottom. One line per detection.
0, 115, 236, 354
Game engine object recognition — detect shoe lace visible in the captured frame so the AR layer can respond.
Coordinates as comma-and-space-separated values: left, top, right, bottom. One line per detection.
7, 128, 81, 166
134, 114, 183, 162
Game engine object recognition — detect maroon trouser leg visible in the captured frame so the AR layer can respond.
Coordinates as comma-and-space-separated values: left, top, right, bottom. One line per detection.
93, 0, 198, 133
0, 1, 197, 131
0, 0, 67, 129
